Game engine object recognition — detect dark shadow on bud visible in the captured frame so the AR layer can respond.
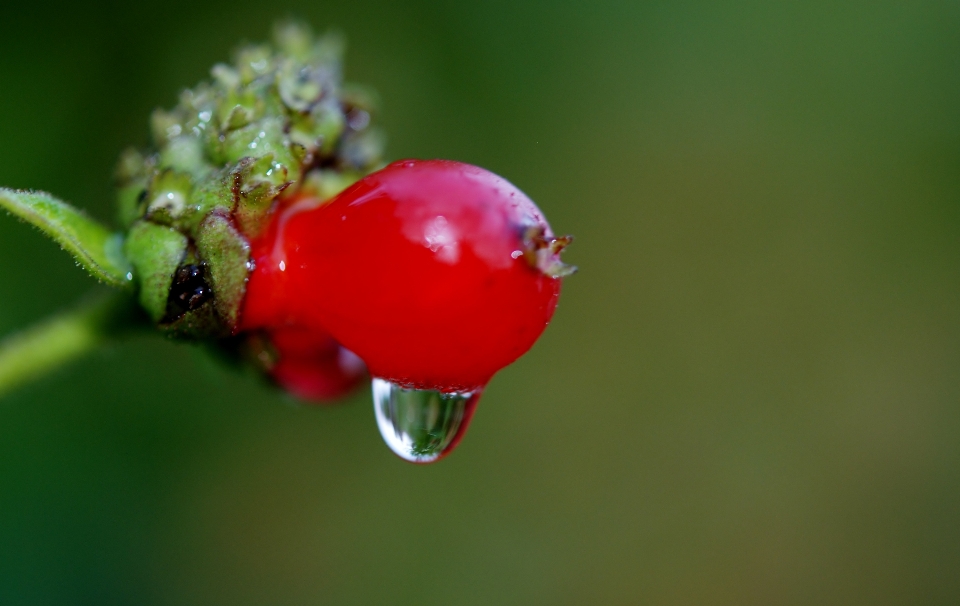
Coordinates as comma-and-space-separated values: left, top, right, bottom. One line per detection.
163, 263, 214, 322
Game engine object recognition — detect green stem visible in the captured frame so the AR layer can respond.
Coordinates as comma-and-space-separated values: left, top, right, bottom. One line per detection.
0, 292, 143, 399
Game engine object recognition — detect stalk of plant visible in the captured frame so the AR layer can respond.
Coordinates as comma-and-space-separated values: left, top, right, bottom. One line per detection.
0, 22, 574, 463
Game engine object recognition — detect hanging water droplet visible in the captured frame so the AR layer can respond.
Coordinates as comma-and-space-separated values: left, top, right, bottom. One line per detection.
372, 378, 481, 463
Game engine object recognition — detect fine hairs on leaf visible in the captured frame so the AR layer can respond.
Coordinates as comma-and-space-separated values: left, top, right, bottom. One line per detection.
0, 188, 133, 289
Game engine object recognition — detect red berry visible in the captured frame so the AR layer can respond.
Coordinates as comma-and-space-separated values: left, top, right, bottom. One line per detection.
241, 159, 572, 394
267, 326, 367, 401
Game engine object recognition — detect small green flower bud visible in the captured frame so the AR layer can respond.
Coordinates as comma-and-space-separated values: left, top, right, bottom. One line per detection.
115, 21, 384, 338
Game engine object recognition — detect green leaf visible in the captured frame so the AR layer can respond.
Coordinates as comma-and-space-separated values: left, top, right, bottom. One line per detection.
0, 188, 134, 290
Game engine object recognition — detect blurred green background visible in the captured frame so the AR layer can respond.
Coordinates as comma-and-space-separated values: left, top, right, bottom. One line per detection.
1, 0, 958, 603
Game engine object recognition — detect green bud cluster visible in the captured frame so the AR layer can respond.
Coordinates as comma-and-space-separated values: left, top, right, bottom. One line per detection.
114, 21, 384, 337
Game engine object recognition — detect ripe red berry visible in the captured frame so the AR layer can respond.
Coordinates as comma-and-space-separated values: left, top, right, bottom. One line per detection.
267, 326, 367, 401
240, 159, 573, 394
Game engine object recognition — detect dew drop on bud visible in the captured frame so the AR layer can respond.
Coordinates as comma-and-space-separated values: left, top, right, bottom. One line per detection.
372, 378, 481, 463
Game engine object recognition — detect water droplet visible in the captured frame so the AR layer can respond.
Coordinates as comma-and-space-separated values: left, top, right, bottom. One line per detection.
372, 378, 481, 463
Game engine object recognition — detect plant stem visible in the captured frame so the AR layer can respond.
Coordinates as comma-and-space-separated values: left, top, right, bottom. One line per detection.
0, 291, 143, 399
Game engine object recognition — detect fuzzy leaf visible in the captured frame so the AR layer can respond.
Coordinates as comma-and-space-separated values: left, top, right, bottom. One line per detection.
0, 188, 134, 289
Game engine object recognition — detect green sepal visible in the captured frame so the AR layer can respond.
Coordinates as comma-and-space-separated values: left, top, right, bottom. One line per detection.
159, 136, 208, 178
214, 116, 292, 168
123, 221, 188, 322
195, 212, 251, 329
144, 170, 194, 225
289, 100, 346, 157
0, 188, 134, 290
184, 171, 234, 233
233, 153, 293, 236
234, 44, 274, 85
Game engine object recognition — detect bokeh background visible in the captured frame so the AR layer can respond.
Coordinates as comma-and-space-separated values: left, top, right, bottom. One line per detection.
1, 1, 958, 603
